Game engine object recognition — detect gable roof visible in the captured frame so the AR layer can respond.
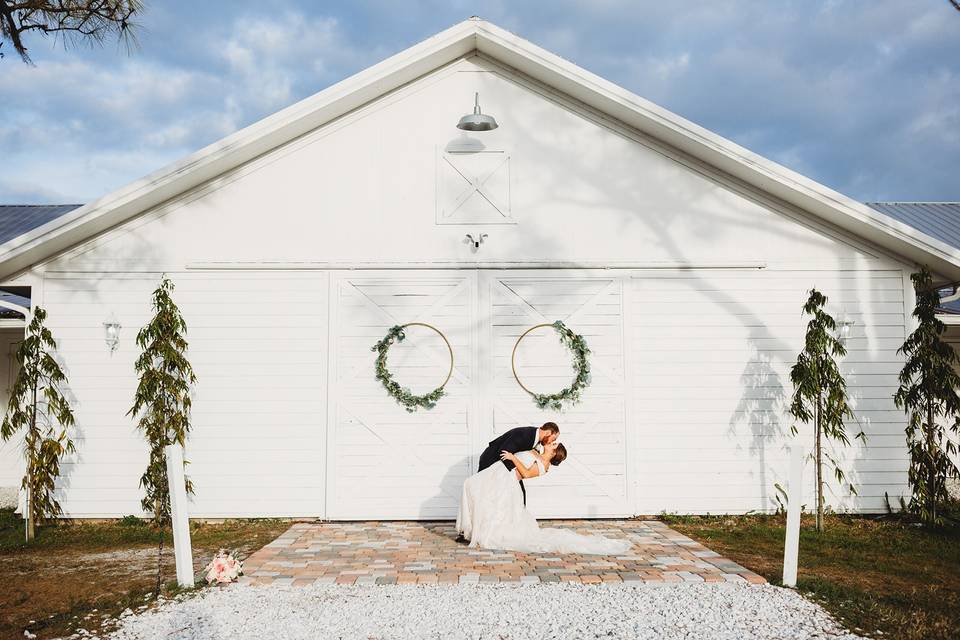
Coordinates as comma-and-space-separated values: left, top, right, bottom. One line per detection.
1, 18, 959, 281
0, 205, 83, 246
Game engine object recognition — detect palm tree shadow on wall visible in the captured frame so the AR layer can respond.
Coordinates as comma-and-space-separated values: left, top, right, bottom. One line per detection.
727, 339, 786, 512
41, 347, 83, 516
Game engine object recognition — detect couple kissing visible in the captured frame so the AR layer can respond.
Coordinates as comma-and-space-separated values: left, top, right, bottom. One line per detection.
455, 422, 630, 556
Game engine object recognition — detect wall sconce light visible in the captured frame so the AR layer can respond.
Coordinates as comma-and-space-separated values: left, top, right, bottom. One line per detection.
465, 233, 488, 250
103, 314, 121, 353
837, 315, 855, 346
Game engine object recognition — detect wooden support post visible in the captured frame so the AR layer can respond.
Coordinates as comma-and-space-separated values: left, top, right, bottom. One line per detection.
782, 443, 803, 588
164, 444, 194, 588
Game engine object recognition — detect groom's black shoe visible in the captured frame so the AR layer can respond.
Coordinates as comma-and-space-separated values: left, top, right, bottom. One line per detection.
455, 534, 468, 544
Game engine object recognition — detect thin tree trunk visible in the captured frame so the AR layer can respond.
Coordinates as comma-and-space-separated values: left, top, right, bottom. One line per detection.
815, 393, 823, 533
26, 379, 38, 541
927, 399, 936, 524
25, 484, 33, 541
156, 527, 164, 595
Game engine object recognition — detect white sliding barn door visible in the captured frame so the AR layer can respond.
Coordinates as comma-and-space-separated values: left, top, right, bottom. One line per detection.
482, 271, 631, 518
327, 271, 476, 519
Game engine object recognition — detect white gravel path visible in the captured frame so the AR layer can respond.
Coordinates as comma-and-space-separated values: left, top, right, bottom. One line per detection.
90, 582, 866, 640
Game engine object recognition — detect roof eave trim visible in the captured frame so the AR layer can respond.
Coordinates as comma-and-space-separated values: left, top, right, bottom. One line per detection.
0, 21, 480, 279
0, 18, 957, 280
470, 21, 960, 277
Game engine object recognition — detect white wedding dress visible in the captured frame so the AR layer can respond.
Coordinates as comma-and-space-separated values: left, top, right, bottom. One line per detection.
456, 451, 633, 555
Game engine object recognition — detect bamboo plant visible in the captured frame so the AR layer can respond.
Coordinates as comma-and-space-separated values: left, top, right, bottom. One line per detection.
790, 289, 863, 532
0, 307, 75, 541
127, 276, 196, 591
895, 267, 960, 526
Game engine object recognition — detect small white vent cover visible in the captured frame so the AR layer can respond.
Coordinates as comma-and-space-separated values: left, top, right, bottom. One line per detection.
436, 148, 512, 225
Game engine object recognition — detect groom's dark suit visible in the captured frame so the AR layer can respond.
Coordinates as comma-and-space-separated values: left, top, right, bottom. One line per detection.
477, 426, 538, 505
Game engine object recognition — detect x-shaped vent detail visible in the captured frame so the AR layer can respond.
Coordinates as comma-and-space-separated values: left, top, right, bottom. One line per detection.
438, 150, 511, 223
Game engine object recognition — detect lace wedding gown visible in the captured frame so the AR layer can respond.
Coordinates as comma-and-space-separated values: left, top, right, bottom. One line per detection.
456, 451, 633, 555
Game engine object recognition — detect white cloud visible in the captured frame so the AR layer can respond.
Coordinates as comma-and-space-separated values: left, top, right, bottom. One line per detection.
650, 52, 690, 80
212, 12, 366, 112
0, 1, 957, 203
0, 9, 372, 202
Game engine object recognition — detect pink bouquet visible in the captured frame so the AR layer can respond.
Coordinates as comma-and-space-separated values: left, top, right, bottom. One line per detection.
204, 549, 243, 585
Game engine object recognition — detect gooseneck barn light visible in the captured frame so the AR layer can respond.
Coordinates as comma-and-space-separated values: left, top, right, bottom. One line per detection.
457, 92, 499, 131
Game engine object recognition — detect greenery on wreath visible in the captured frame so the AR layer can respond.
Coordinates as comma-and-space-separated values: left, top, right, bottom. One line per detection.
372, 325, 447, 412
529, 320, 591, 411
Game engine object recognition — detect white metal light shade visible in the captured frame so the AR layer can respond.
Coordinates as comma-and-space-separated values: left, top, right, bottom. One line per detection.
457, 92, 498, 131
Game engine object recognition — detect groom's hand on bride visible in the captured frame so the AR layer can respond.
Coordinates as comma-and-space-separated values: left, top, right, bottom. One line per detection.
499, 450, 515, 462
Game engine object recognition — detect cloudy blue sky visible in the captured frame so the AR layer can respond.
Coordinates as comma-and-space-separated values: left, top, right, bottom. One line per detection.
1, 0, 958, 204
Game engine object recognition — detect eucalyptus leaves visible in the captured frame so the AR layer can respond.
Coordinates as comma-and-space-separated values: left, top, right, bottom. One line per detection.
372, 323, 453, 412
789, 288, 861, 532
0, 307, 76, 541
895, 267, 960, 526
513, 320, 592, 411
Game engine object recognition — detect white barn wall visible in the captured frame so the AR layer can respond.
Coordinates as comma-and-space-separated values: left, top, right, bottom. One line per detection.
0, 328, 24, 508
17, 54, 916, 518
944, 325, 960, 496
43, 56, 882, 272
632, 268, 909, 514
40, 272, 327, 518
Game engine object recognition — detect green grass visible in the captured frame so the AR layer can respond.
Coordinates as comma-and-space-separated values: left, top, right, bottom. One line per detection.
0, 508, 291, 639
0, 509, 289, 553
662, 510, 960, 640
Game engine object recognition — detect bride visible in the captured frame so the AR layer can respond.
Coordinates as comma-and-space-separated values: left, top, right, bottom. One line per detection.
456, 442, 633, 555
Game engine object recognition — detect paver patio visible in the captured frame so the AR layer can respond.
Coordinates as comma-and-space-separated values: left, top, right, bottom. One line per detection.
240, 520, 765, 586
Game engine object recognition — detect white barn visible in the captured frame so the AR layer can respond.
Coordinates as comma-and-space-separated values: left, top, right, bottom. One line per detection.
1, 19, 959, 520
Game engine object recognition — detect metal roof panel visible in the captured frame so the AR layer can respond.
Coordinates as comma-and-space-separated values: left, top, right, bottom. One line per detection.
866, 202, 960, 252
0, 205, 83, 246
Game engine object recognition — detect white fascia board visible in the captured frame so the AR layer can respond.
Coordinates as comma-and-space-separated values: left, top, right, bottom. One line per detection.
1, 17, 958, 280
472, 21, 960, 279
938, 314, 960, 326
0, 21, 479, 280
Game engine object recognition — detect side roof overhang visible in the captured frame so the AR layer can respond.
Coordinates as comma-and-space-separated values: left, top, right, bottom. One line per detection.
2, 18, 959, 281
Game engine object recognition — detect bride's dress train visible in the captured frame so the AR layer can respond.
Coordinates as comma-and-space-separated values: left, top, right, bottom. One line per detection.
456, 451, 632, 555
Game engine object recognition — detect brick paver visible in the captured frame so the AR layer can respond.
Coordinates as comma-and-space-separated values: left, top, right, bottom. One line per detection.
239, 520, 765, 586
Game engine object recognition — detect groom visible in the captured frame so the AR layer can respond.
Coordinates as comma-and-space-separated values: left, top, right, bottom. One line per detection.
477, 422, 560, 506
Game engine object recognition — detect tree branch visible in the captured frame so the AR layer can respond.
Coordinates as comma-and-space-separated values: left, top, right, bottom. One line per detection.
1, 0, 141, 62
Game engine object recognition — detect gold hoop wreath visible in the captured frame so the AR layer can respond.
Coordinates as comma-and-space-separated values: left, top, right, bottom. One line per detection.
372, 323, 454, 412
511, 320, 591, 411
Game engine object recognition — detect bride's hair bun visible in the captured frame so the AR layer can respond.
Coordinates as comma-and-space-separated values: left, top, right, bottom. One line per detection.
551, 443, 567, 466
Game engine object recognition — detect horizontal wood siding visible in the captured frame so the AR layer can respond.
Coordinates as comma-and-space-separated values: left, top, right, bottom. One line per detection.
41, 272, 327, 518
631, 268, 909, 514
0, 329, 24, 507
944, 327, 960, 480
23, 265, 913, 519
